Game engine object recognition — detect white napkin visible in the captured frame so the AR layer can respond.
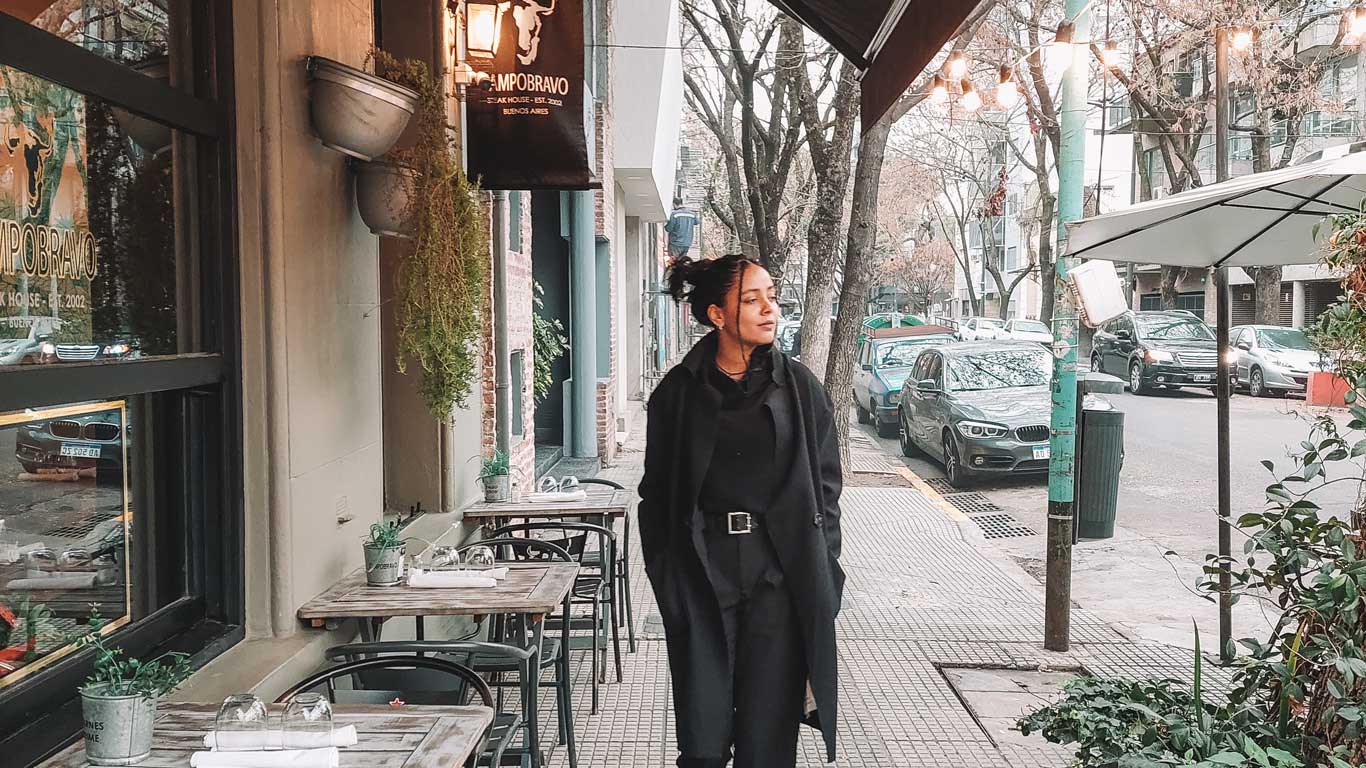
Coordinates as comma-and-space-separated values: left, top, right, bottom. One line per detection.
407, 570, 497, 589
6, 573, 97, 590
203, 726, 358, 750
525, 490, 588, 503
190, 747, 339, 768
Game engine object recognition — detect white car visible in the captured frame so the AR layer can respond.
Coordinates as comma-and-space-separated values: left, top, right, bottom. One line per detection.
958, 317, 1005, 341
1002, 319, 1052, 345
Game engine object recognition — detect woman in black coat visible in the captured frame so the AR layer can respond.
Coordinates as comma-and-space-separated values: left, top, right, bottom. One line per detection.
638, 254, 845, 768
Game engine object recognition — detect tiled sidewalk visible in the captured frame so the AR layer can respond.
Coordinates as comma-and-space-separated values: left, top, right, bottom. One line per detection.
542, 412, 1218, 767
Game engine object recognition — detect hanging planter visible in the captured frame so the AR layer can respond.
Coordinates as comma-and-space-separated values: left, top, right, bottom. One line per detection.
306, 56, 419, 161
354, 159, 416, 238
111, 56, 172, 157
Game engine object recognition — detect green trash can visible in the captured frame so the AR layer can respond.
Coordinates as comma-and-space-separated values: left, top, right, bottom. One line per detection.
1075, 407, 1124, 539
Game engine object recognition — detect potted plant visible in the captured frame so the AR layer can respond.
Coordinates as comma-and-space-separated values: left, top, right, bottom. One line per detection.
305, 55, 419, 161
77, 612, 191, 765
363, 520, 407, 586
362, 50, 489, 419
479, 451, 510, 503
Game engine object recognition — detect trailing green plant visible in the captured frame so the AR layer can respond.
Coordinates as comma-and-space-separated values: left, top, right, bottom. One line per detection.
370, 50, 488, 421
366, 520, 405, 550
532, 281, 567, 404
480, 449, 509, 478
75, 610, 191, 699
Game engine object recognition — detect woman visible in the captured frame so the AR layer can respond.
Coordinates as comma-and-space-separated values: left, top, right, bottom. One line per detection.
638, 254, 845, 768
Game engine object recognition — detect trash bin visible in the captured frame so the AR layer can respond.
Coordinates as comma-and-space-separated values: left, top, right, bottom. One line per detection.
1075, 404, 1124, 539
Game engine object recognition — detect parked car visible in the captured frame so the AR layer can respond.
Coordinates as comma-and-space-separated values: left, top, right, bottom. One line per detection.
897, 342, 1053, 486
957, 317, 1005, 341
1091, 310, 1218, 395
14, 411, 126, 479
1002, 318, 1052, 345
0, 317, 60, 366
854, 326, 956, 438
1230, 325, 1328, 397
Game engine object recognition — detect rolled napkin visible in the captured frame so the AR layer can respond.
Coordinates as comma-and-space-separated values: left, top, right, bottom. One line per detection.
190, 747, 339, 768
407, 570, 497, 589
525, 490, 588, 504
203, 726, 358, 750
471, 566, 508, 580
5, 573, 97, 590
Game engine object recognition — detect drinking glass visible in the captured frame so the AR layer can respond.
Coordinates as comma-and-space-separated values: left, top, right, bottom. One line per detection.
213, 693, 269, 751
462, 545, 495, 570
281, 693, 334, 749
558, 476, 580, 494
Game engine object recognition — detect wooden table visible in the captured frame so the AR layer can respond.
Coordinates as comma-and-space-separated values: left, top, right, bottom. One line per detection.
461, 486, 631, 523
296, 562, 579, 627
40, 702, 494, 768
297, 563, 578, 768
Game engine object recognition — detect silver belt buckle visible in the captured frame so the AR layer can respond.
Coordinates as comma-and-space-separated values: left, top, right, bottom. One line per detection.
727, 511, 754, 535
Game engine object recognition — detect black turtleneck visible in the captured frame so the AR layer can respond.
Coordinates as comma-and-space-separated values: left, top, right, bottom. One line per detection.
698, 345, 783, 516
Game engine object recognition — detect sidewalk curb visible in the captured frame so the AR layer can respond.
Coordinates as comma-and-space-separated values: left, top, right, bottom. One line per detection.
892, 465, 970, 523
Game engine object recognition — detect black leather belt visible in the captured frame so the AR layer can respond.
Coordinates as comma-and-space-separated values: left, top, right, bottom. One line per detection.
705, 511, 760, 535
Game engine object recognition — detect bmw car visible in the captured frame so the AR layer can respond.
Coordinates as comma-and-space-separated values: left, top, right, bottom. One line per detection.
14, 411, 126, 480
897, 342, 1054, 487
854, 327, 955, 437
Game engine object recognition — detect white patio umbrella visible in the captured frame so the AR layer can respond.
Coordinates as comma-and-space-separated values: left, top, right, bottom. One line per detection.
1063, 148, 1366, 660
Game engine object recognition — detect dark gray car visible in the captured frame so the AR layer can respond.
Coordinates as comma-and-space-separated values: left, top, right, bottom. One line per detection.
897, 341, 1053, 487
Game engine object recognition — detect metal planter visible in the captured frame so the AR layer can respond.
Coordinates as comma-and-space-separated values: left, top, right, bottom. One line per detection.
353, 159, 416, 238
306, 56, 418, 161
363, 543, 405, 586
81, 686, 157, 765
112, 57, 172, 156
481, 474, 509, 503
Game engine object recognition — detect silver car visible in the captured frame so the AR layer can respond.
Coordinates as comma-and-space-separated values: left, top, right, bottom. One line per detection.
1230, 325, 1328, 397
0, 316, 60, 366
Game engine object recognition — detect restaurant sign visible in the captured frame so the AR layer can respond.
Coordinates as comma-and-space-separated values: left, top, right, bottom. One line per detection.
465, 0, 597, 190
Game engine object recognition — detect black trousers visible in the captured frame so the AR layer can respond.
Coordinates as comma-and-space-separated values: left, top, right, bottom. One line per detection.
676, 518, 807, 768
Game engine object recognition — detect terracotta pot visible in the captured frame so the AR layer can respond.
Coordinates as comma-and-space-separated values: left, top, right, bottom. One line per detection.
306, 56, 418, 161
354, 159, 416, 238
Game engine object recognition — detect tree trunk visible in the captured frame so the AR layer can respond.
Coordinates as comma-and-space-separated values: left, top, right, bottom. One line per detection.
1161, 266, 1183, 309
1037, 190, 1057, 323
827, 116, 891, 464
1249, 266, 1283, 325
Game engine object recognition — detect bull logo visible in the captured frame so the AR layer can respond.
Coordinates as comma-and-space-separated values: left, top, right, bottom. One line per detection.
2, 124, 52, 219
510, 0, 555, 66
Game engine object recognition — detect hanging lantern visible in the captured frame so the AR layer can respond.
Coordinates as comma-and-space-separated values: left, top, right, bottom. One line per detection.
465, 1, 505, 59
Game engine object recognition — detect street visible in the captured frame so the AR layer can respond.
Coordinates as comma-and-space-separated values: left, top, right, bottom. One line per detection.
857, 388, 1357, 649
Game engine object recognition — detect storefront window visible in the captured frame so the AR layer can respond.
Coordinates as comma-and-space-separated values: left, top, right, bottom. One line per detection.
0, 66, 195, 368
15, 1, 178, 71
0, 401, 131, 685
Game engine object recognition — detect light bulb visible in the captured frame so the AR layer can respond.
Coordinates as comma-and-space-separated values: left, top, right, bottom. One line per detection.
996, 66, 1018, 107
1101, 41, 1121, 69
947, 54, 968, 79
930, 74, 949, 104
1230, 27, 1253, 51
1051, 20, 1075, 58
1349, 8, 1366, 40
959, 80, 982, 112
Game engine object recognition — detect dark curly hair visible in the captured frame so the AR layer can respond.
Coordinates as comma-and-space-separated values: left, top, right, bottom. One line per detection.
665, 254, 761, 328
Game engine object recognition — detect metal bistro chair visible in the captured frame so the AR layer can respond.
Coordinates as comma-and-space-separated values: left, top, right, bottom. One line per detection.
277, 656, 497, 768
489, 521, 620, 710
460, 537, 578, 768
576, 478, 636, 654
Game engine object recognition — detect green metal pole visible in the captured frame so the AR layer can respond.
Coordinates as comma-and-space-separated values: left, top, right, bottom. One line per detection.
1045, 0, 1090, 652
569, 189, 599, 459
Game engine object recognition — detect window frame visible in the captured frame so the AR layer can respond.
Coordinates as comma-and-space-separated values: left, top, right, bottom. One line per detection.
0, 5, 243, 765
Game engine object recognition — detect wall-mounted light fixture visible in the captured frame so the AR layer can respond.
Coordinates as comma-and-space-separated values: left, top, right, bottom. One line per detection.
465, 0, 506, 59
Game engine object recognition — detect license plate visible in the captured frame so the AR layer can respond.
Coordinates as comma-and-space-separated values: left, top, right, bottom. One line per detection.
1032, 445, 1051, 460
59, 443, 101, 459
1193, 374, 1212, 383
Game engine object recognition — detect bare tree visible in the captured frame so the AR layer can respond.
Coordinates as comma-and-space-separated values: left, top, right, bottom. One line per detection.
681, 1, 807, 280
877, 238, 956, 315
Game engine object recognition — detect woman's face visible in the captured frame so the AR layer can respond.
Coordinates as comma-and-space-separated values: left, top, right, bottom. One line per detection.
708, 263, 779, 347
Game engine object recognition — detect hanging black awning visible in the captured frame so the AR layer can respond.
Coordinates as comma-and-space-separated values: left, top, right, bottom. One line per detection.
769, 0, 986, 132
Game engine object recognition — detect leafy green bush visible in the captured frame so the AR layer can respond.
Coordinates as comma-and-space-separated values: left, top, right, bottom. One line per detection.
532, 281, 567, 404
77, 610, 191, 699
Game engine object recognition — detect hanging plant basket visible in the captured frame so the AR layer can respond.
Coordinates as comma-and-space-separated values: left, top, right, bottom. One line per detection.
354, 159, 416, 238
306, 56, 419, 161
112, 56, 172, 157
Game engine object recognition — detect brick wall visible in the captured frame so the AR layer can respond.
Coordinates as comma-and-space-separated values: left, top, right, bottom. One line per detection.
592, 0, 619, 464
480, 192, 536, 490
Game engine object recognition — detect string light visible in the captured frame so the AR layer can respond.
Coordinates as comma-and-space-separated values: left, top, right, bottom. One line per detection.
946, 53, 969, 79
1101, 40, 1121, 69
1230, 26, 1254, 51
1051, 20, 1075, 58
959, 79, 982, 111
930, 74, 949, 104
1348, 6, 1366, 40
996, 66, 1018, 107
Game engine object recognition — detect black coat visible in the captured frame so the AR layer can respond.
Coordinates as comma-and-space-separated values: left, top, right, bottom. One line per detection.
638, 332, 845, 762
